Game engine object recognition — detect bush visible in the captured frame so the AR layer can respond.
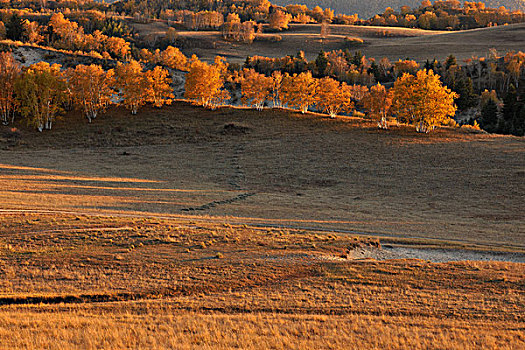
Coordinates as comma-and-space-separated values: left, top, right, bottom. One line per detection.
344, 36, 364, 45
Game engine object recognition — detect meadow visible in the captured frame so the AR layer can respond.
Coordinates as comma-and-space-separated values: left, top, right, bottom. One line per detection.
0, 102, 524, 348
135, 22, 525, 63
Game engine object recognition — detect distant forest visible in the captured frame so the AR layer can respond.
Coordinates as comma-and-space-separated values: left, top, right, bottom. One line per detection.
271, 0, 525, 18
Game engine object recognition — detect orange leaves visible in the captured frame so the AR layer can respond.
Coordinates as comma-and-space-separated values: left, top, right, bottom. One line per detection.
15, 62, 67, 131
240, 69, 273, 110
280, 71, 317, 113
0, 51, 20, 125
115, 60, 148, 115
316, 77, 354, 118
158, 46, 188, 71
391, 69, 458, 133
105, 36, 130, 60
184, 56, 230, 108
144, 66, 174, 108
362, 83, 392, 129
66, 64, 115, 122
393, 59, 420, 78
268, 10, 292, 30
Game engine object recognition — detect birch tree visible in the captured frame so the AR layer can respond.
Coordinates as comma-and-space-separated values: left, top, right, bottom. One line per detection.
362, 83, 392, 129
240, 69, 273, 110
315, 77, 354, 118
144, 66, 174, 108
15, 62, 67, 131
280, 71, 317, 113
184, 56, 230, 108
391, 69, 458, 133
0, 51, 20, 125
115, 60, 148, 115
66, 64, 115, 122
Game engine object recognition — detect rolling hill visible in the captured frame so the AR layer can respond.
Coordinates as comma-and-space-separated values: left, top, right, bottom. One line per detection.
271, 0, 525, 18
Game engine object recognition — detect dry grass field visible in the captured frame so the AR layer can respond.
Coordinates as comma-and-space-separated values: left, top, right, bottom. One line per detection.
0, 103, 524, 348
0, 214, 524, 349
130, 21, 525, 63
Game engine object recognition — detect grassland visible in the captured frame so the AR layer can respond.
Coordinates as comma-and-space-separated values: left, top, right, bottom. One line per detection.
0, 103, 524, 348
129, 21, 525, 63
0, 213, 524, 349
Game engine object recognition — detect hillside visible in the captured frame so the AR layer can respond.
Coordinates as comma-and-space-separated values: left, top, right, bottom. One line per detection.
2, 102, 523, 248
168, 22, 525, 63
271, 0, 525, 18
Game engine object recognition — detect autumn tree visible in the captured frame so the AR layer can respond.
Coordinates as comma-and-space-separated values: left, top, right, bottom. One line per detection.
393, 59, 420, 78
240, 69, 273, 110
66, 64, 115, 122
49, 13, 82, 49
270, 71, 283, 107
268, 10, 292, 30
24, 21, 43, 44
0, 52, 20, 125
144, 66, 174, 108
320, 21, 329, 38
391, 69, 458, 133
159, 46, 188, 71
0, 21, 6, 40
184, 56, 230, 108
105, 36, 130, 60
15, 62, 67, 131
348, 84, 369, 104
280, 71, 317, 113
315, 77, 354, 118
362, 83, 392, 129
115, 60, 148, 115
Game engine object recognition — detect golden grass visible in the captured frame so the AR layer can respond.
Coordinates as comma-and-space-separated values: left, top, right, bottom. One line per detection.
0, 307, 522, 349
1, 103, 523, 248
0, 102, 523, 348
0, 214, 523, 349
167, 22, 525, 63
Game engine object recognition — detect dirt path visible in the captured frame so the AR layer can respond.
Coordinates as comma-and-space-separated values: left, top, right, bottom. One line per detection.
178, 141, 259, 212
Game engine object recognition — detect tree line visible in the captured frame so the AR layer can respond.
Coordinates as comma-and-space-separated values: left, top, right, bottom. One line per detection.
3, 0, 525, 38
367, 0, 525, 30
0, 52, 173, 131
0, 50, 460, 134
0, 47, 525, 135
186, 60, 458, 133
242, 49, 525, 135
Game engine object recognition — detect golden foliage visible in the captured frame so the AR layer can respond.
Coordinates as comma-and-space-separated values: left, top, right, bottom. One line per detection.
184, 56, 230, 108
115, 60, 148, 115
270, 71, 284, 107
315, 76, 354, 118
391, 69, 458, 133
0, 21, 5, 39
362, 83, 392, 128
280, 71, 317, 113
15, 62, 67, 131
105, 36, 130, 60
158, 46, 188, 71
240, 69, 273, 110
66, 64, 115, 122
144, 66, 174, 108
49, 12, 82, 49
268, 10, 292, 30
0, 51, 20, 125
393, 59, 420, 78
